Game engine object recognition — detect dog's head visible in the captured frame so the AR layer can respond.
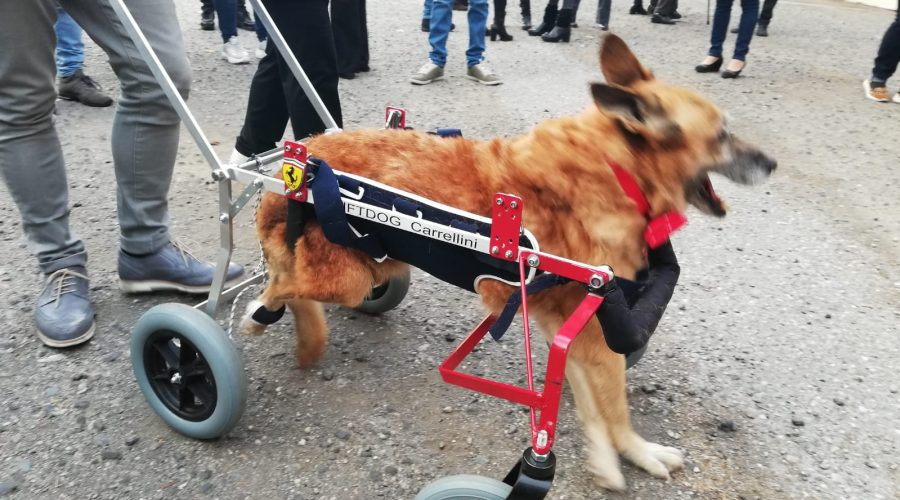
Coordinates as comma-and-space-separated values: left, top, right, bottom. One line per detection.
591, 34, 776, 217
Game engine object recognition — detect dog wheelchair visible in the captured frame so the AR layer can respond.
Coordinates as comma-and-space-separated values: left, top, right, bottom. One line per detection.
112, 1, 653, 497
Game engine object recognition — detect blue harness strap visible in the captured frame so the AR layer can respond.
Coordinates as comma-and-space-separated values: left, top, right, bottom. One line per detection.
308, 159, 388, 260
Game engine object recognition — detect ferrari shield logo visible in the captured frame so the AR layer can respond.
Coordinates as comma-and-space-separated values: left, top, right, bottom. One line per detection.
282, 162, 304, 192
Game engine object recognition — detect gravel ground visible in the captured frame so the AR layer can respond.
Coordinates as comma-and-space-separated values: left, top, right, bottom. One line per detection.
1, 0, 898, 499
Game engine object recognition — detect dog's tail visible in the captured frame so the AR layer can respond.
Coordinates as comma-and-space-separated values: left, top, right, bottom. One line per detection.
287, 298, 328, 368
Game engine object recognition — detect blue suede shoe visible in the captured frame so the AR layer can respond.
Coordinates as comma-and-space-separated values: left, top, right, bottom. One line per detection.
35, 267, 96, 348
118, 241, 244, 294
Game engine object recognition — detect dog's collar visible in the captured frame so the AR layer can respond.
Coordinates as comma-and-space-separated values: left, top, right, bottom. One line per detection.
608, 161, 687, 248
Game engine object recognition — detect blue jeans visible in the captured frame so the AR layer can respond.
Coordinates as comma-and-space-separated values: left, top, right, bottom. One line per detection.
429, 0, 487, 67
213, 0, 238, 42
596, 0, 611, 26
54, 7, 83, 78
708, 0, 759, 61
423, 0, 432, 19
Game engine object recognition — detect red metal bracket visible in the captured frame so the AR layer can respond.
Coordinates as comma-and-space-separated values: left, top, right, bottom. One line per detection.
385, 106, 407, 129
282, 141, 308, 202
490, 193, 523, 262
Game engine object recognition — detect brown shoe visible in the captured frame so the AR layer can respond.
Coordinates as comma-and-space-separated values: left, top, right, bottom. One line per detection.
863, 80, 889, 103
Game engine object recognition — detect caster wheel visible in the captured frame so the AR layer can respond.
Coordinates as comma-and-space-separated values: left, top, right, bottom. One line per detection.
131, 303, 247, 439
415, 474, 513, 500
353, 269, 411, 315
625, 344, 647, 369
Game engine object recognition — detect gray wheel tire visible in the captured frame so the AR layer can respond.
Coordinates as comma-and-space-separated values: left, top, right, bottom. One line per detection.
131, 303, 247, 440
626, 344, 648, 369
353, 269, 411, 315
415, 475, 513, 500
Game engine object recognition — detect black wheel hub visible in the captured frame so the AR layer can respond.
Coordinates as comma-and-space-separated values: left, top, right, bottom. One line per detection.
143, 330, 217, 421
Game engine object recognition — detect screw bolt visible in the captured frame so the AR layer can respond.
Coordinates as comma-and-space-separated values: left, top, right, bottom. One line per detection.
491, 246, 499, 255
510, 201, 518, 209
504, 250, 513, 259
589, 274, 604, 288
527, 255, 540, 268
219, 213, 230, 223
495, 197, 503, 206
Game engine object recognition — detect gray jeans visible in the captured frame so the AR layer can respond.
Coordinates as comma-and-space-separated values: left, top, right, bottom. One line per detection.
0, 0, 191, 274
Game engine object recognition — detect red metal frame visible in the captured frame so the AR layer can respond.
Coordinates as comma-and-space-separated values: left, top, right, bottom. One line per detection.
282, 141, 308, 202
440, 221, 613, 455
490, 193, 524, 262
385, 106, 407, 129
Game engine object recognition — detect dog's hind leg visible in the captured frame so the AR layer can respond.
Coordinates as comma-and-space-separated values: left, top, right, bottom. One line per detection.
286, 297, 328, 368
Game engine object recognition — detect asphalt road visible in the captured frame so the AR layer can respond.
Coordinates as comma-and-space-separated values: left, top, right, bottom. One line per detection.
0, 0, 898, 499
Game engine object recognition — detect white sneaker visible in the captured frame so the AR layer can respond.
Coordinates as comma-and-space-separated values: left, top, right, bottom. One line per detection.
466, 62, 502, 86
255, 39, 267, 59
410, 61, 445, 85
222, 36, 250, 64
228, 149, 249, 167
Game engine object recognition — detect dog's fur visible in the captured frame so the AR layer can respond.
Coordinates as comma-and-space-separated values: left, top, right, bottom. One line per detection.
244, 35, 775, 490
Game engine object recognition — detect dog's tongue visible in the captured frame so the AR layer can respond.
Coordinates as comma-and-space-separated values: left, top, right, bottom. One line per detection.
702, 176, 721, 202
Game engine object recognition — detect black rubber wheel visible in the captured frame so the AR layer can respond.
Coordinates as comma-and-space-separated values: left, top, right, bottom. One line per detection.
415, 475, 513, 500
625, 344, 648, 369
353, 269, 411, 314
131, 303, 246, 439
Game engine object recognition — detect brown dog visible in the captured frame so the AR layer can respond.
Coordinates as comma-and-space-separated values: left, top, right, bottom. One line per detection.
244, 34, 775, 490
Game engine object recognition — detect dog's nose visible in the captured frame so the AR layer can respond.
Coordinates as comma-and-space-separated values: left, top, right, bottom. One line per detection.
758, 153, 777, 172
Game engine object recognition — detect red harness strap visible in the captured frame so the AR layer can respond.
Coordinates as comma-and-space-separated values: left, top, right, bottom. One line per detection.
609, 161, 687, 248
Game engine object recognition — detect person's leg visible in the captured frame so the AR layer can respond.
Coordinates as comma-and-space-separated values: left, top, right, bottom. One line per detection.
467, 0, 489, 67
60, 0, 192, 256
0, 0, 87, 274
758, 0, 776, 25
213, 0, 238, 43
331, 0, 360, 77
200, 0, 216, 30
358, 0, 369, 71
654, 0, 675, 16
55, 7, 85, 79
234, 49, 290, 156
732, 0, 759, 61
429, 0, 453, 67
571, 0, 581, 24
528, 0, 559, 35
597, 0, 611, 26
871, 8, 900, 86
708, 0, 734, 59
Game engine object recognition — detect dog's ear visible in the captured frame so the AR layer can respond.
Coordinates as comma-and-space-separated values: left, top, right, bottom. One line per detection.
591, 83, 683, 146
599, 34, 654, 87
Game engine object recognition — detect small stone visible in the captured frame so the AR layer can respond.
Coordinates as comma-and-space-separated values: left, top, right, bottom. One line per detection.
641, 384, 657, 395
91, 421, 106, 432
94, 434, 112, 447
125, 436, 140, 447
833, 398, 845, 407
0, 481, 18, 496
321, 370, 335, 381
199, 482, 214, 494
442, 406, 453, 413
101, 450, 123, 461
693, 466, 701, 473
438, 442, 445, 450
71, 373, 88, 381
38, 354, 65, 363
334, 429, 350, 440
354, 353, 368, 362
368, 469, 382, 482
73, 400, 89, 410
101, 352, 120, 363
824, 314, 831, 319
384, 465, 398, 476
44, 386, 61, 397
718, 420, 737, 433
198, 470, 213, 480
865, 461, 878, 469
791, 418, 805, 427
444, 334, 455, 342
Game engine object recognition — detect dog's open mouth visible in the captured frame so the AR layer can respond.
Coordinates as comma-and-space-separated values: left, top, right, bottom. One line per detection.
686, 173, 727, 217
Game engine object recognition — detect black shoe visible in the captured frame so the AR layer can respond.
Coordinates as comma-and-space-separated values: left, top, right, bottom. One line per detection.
421, 18, 430, 32
237, 16, 256, 31
695, 57, 723, 73
541, 8, 572, 42
453, 0, 468, 10
200, 10, 215, 31
756, 23, 768, 36
58, 70, 114, 107
521, 14, 532, 29
339, 72, 357, 80
630, 5, 648, 14
528, 3, 558, 35
722, 66, 744, 79
651, 13, 675, 24
670, 11, 682, 19
489, 24, 514, 41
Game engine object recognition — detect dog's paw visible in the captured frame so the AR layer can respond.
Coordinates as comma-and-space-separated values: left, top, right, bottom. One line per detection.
587, 444, 627, 491
621, 440, 684, 479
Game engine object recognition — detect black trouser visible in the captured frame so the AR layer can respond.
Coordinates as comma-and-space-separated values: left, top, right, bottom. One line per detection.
234, 0, 343, 156
521, 0, 530, 18
654, 0, 677, 16
872, 5, 900, 84
758, 0, 777, 25
331, 0, 369, 75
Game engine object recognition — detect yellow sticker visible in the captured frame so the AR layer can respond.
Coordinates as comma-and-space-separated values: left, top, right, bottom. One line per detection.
282, 162, 304, 192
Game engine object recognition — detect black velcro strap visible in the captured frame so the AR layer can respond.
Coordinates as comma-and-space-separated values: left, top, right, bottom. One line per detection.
308, 159, 388, 260
487, 274, 570, 341
251, 304, 286, 325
